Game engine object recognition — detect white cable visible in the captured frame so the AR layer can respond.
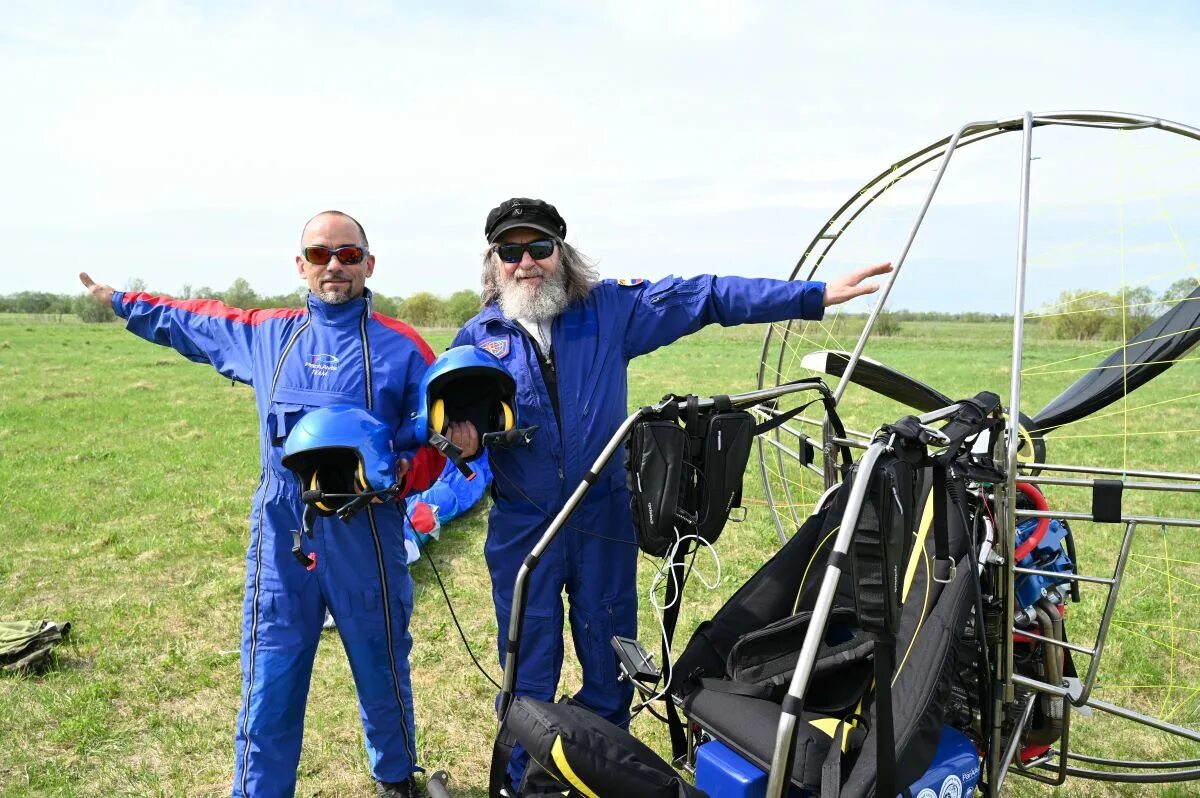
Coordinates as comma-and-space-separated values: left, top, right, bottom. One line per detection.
633, 526, 724, 711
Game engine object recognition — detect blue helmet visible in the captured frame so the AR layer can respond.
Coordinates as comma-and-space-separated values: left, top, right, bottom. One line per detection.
281, 405, 397, 516
414, 345, 517, 452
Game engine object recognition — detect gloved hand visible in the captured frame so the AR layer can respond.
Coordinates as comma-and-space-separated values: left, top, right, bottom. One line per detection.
409, 501, 439, 535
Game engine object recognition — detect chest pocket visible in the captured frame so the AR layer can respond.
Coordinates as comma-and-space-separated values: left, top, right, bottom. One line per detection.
269, 384, 366, 446
644, 276, 705, 309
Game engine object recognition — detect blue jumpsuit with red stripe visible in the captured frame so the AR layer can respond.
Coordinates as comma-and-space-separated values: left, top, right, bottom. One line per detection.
452, 274, 826, 785
112, 288, 443, 797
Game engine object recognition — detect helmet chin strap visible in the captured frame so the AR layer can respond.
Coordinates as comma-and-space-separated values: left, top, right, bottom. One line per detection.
291, 482, 402, 569
291, 504, 319, 570
429, 431, 475, 479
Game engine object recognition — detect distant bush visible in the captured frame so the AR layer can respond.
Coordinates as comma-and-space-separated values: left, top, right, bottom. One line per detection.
400, 292, 443, 327
873, 311, 902, 337
75, 294, 116, 323
1161, 278, 1200, 303
1048, 287, 1157, 340
222, 278, 259, 309
444, 290, 482, 326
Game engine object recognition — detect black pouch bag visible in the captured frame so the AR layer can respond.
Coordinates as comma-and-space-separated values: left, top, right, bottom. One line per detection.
684, 406, 755, 546
626, 420, 689, 557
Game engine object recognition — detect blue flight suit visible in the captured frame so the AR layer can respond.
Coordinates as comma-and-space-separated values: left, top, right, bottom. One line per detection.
112, 289, 443, 797
452, 274, 826, 784
404, 453, 492, 549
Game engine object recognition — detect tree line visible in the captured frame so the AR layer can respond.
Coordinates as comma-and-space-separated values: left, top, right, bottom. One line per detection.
6, 278, 1196, 339
1042, 279, 1197, 340
0, 279, 484, 327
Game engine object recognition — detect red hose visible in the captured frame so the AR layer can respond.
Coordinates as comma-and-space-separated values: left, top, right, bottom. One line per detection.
1014, 482, 1051, 562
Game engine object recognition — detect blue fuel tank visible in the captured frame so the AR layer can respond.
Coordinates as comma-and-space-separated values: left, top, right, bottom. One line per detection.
693, 726, 980, 798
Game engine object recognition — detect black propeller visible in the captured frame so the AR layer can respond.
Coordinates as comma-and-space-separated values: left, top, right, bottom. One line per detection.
1030, 284, 1200, 434
800, 350, 953, 413
800, 349, 1046, 465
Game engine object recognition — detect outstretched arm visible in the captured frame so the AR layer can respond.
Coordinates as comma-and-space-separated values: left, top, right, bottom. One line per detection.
621, 261, 893, 360
81, 272, 263, 385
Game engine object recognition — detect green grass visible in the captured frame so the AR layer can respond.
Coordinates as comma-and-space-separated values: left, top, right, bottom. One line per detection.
1, 318, 1197, 796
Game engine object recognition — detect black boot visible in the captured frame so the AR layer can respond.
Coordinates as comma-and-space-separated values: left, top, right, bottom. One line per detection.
375, 777, 421, 798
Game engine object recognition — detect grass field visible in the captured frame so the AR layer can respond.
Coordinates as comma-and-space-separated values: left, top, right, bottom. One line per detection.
1, 315, 1197, 797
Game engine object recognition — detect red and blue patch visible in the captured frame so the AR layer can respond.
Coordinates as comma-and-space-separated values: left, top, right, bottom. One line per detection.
480, 336, 510, 359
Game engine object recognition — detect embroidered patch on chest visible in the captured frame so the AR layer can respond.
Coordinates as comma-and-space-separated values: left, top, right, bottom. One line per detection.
480, 336, 510, 358
616, 277, 645, 287
305, 353, 339, 376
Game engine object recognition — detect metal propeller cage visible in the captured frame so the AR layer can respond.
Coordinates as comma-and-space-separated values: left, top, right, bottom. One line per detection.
755, 112, 1200, 790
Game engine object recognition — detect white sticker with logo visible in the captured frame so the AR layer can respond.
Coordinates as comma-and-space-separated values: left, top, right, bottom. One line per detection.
916, 790, 937, 798
938, 775, 963, 798
306, 353, 339, 377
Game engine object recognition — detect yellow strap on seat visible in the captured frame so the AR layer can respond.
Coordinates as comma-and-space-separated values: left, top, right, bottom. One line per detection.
809, 715, 859, 753
809, 717, 841, 738
901, 492, 935, 602
551, 736, 599, 798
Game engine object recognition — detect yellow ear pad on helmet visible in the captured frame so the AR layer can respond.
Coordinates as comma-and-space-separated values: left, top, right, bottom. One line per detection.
310, 471, 335, 513
500, 400, 515, 432
354, 459, 369, 493
430, 398, 447, 435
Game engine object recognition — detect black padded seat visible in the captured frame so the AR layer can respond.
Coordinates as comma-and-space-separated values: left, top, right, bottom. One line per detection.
681, 687, 837, 792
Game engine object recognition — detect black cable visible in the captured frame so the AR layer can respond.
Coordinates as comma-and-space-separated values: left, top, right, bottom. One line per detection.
958, 486, 994, 775
488, 458, 641, 547
402, 504, 502, 691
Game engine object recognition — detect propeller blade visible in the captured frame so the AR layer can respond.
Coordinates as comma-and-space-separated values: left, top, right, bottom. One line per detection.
801, 350, 954, 412
1031, 285, 1200, 434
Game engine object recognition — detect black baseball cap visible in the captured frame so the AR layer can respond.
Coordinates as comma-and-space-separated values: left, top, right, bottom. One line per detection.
485, 198, 567, 243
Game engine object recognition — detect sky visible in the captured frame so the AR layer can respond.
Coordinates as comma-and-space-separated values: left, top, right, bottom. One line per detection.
4, 1, 1199, 311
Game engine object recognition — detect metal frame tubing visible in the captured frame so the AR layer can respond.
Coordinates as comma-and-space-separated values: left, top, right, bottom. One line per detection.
496, 381, 838, 716
832, 120, 996, 404
764, 438, 887, 798
991, 109, 1037, 790
757, 109, 1200, 558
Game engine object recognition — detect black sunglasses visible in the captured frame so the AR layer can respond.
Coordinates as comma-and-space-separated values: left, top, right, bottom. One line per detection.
494, 239, 555, 264
303, 245, 367, 266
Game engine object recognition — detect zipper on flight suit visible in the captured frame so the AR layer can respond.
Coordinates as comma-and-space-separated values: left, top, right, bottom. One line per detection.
502, 319, 565, 481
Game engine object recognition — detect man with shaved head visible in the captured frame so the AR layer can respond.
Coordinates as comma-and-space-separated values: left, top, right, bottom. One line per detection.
81, 211, 473, 798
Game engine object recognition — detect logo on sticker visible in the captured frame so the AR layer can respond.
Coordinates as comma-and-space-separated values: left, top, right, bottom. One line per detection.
616, 277, 644, 287
938, 775, 962, 798
306, 353, 339, 376
480, 337, 510, 358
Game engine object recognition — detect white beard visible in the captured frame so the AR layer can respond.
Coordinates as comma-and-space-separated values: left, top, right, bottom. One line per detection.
498, 267, 569, 322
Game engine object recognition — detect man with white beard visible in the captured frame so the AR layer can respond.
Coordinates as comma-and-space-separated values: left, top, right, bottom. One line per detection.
452, 197, 890, 793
